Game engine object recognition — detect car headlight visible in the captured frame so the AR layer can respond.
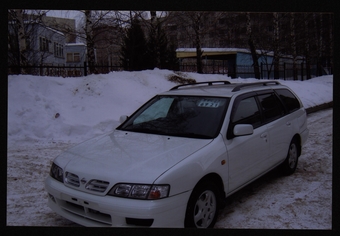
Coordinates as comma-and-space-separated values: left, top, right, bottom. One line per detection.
108, 183, 170, 200
50, 162, 64, 183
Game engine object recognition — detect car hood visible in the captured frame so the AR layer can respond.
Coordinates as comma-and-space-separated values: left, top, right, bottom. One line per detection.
56, 130, 212, 187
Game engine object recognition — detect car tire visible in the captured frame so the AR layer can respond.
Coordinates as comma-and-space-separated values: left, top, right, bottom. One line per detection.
184, 181, 220, 228
281, 138, 300, 175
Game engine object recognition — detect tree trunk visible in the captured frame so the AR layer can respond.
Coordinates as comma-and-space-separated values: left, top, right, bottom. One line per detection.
246, 13, 260, 79
150, 11, 161, 68
328, 14, 333, 73
85, 10, 97, 74
15, 9, 27, 73
290, 13, 298, 80
195, 37, 203, 74
304, 13, 311, 80
193, 14, 203, 74
273, 12, 280, 79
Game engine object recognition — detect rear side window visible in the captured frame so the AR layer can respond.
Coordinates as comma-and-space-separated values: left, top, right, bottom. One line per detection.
275, 89, 301, 113
258, 93, 285, 123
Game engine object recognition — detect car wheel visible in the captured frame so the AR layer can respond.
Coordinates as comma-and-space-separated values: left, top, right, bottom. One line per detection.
281, 138, 299, 175
184, 181, 219, 228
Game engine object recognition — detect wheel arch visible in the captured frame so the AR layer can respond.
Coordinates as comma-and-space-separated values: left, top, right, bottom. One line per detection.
292, 133, 302, 157
193, 173, 226, 204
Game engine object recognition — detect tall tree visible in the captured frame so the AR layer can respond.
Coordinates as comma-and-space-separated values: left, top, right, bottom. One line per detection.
290, 13, 298, 80
10, 9, 28, 73
177, 12, 206, 74
304, 13, 311, 80
120, 16, 147, 71
328, 14, 333, 72
313, 13, 323, 76
246, 12, 260, 79
85, 10, 97, 74
145, 11, 169, 69
192, 13, 204, 74
273, 12, 280, 79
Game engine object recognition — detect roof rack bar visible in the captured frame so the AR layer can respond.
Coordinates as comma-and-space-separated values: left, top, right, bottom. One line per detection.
231, 81, 281, 92
170, 81, 231, 91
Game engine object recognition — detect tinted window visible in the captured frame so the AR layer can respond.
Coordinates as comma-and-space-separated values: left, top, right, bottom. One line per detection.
275, 89, 301, 113
232, 97, 261, 128
258, 93, 285, 123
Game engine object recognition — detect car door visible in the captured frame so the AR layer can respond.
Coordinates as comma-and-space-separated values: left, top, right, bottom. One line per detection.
257, 92, 292, 167
225, 95, 270, 193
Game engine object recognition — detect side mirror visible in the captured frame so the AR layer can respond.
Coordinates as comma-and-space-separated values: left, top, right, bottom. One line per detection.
119, 115, 128, 123
233, 124, 253, 136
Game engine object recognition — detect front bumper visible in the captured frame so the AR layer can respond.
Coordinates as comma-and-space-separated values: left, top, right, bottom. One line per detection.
45, 176, 190, 227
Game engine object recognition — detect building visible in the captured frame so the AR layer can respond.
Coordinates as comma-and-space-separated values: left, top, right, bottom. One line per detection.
176, 48, 305, 79
8, 20, 66, 67
8, 13, 88, 76
41, 14, 77, 43
65, 43, 87, 76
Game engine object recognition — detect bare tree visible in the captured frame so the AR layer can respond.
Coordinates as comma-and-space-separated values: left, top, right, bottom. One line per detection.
246, 12, 260, 79
273, 12, 280, 79
328, 14, 333, 72
290, 13, 298, 80
84, 10, 97, 74
304, 13, 311, 80
185, 12, 204, 73
9, 9, 28, 73
174, 12, 207, 73
313, 13, 323, 76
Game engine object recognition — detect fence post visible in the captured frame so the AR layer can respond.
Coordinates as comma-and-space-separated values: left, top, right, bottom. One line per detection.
301, 62, 304, 81
84, 62, 87, 76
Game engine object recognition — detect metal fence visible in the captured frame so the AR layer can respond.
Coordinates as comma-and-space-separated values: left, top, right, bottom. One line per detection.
180, 62, 332, 80
8, 62, 332, 80
8, 62, 124, 77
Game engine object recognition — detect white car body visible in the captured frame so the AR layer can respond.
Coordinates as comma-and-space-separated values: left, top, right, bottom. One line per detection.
45, 81, 309, 227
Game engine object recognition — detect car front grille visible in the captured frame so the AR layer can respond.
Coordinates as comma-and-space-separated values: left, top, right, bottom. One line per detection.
85, 180, 110, 193
65, 172, 109, 193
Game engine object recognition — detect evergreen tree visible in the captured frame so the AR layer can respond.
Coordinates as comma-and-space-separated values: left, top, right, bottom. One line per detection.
120, 18, 147, 71
145, 19, 170, 69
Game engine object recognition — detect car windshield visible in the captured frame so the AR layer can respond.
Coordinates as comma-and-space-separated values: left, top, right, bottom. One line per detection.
118, 96, 230, 139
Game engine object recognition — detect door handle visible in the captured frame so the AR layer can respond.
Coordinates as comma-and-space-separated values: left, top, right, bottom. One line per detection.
286, 122, 291, 126
260, 133, 267, 138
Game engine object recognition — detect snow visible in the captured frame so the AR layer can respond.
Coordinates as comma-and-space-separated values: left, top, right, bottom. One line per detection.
7, 69, 333, 228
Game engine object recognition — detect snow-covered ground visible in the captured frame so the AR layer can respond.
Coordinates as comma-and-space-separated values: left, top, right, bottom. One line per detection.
7, 69, 333, 228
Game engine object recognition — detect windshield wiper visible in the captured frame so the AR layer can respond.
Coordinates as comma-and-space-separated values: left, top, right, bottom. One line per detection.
169, 132, 213, 139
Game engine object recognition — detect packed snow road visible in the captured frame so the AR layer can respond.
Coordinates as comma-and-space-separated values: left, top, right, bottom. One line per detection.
6, 108, 332, 228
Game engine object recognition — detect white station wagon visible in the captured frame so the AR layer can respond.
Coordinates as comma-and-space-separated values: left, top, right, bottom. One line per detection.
45, 81, 309, 228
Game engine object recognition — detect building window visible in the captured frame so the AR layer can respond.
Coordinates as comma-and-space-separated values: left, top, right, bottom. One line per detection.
66, 53, 80, 62
54, 42, 64, 58
39, 37, 49, 52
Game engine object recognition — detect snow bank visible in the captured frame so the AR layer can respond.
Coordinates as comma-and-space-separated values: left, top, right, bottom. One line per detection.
7, 69, 333, 144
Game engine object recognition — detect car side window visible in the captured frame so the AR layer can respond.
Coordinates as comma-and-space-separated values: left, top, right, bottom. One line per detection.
232, 96, 261, 128
257, 93, 285, 123
275, 89, 301, 113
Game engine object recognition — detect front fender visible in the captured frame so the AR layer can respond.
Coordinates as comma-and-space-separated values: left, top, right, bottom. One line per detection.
154, 134, 229, 197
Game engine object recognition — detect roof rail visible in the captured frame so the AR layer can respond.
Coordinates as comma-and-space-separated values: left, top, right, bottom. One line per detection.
170, 81, 231, 91
231, 81, 281, 92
